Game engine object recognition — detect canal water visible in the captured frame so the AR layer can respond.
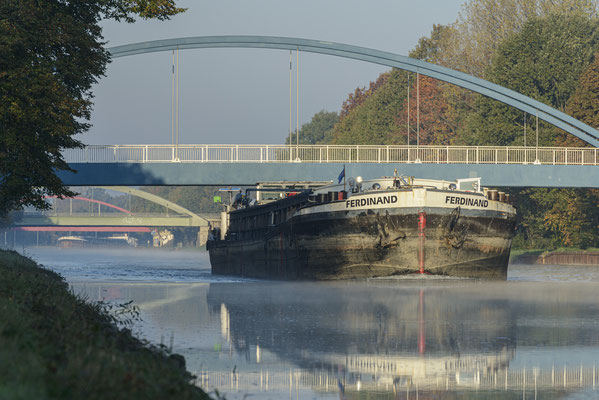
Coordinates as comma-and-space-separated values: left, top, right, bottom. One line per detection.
23, 247, 599, 399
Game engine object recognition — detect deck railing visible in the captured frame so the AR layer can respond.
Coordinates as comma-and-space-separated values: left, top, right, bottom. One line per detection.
62, 145, 599, 165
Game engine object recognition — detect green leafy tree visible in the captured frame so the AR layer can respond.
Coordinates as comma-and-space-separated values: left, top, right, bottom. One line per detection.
331, 69, 410, 145
409, 24, 455, 64
0, 0, 184, 216
465, 14, 599, 146
462, 13, 599, 249
556, 53, 599, 146
339, 72, 393, 120
285, 110, 338, 145
513, 188, 599, 249
441, 0, 599, 77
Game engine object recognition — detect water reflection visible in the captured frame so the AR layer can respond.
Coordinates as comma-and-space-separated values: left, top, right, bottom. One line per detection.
73, 279, 599, 399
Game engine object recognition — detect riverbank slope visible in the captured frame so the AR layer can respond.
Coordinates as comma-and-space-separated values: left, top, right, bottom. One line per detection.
0, 250, 211, 399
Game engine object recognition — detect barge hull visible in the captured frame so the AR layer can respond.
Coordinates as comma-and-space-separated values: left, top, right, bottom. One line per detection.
209, 206, 515, 280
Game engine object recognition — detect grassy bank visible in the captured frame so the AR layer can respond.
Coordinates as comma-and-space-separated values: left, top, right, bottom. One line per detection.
0, 250, 211, 399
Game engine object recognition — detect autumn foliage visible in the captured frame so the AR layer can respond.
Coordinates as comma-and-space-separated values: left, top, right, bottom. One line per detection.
397, 75, 454, 145
339, 72, 393, 120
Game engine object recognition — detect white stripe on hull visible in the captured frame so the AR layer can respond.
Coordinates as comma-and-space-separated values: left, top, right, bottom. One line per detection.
300, 188, 514, 216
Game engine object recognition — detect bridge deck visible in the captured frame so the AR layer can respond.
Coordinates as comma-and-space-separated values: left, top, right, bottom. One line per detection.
59, 145, 599, 188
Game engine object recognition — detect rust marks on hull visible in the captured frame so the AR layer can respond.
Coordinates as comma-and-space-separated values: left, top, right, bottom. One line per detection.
443, 206, 469, 249
373, 211, 407, 250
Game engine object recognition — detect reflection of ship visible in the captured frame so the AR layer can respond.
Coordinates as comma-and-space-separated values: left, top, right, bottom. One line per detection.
208, 175, 516, 280
207, 282, 516, 391
57, 234, 138, 248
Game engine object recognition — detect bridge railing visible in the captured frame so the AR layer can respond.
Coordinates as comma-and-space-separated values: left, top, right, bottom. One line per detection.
63, 145, 599, 165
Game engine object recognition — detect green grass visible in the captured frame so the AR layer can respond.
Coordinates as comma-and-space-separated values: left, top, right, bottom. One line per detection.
0, 250, 212, 400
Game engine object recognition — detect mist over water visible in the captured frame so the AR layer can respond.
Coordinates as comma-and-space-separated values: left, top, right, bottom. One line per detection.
23, 247, 599, 399
25, 247, 245, 283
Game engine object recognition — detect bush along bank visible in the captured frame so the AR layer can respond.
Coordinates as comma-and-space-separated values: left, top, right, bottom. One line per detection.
0, 250, 212, 400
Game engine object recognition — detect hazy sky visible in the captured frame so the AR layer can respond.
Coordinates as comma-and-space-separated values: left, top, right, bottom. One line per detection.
85, 0, 465, 145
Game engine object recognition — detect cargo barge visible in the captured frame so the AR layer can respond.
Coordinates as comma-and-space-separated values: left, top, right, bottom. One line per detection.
207, 173, 516, 279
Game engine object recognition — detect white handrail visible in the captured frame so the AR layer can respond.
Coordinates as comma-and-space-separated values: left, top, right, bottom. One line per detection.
61, 144, 599, 165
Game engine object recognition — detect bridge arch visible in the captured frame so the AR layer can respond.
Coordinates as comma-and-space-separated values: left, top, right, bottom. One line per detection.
108, 35, 599, 147
46, 195, 132, 214
95, 186, 209, 226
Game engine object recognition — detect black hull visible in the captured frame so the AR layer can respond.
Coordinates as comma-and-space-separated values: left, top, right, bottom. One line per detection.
208, 206, 516, 280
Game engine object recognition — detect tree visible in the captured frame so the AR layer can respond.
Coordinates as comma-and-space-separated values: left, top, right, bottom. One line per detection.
440, 0, 599, 77
465, 14, 599, 146
331, 69, 410, 145
409, 24, 455, 64
396, 75, 456, 145
0, 0, 184, 216
456, 13, 599, 250
285, 110, 338, 145
339, 72, 393, 120
556, 53, 599, 146
513, 188, 599, 249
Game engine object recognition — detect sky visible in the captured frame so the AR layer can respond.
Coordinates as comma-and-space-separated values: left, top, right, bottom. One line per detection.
85, 0, 465, 145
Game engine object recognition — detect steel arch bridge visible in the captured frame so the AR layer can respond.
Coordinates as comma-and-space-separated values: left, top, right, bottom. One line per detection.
16, 187, 209, 228
108, 35, 599, 147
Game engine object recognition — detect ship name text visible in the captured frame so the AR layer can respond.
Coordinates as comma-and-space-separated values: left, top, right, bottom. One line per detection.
346, 195, 398, 208
445, 196, 489, 207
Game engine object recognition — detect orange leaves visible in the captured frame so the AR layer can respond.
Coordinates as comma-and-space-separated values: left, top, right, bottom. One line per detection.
397, 75, 455, 145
